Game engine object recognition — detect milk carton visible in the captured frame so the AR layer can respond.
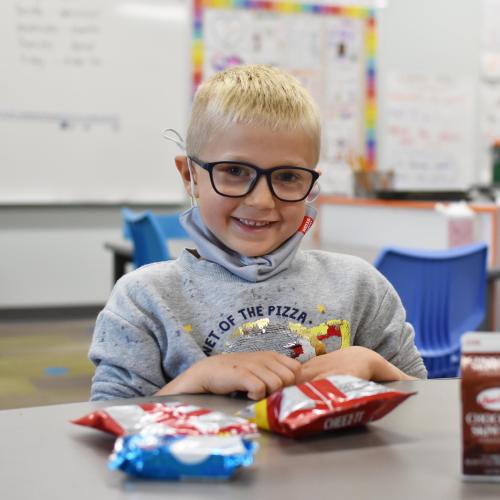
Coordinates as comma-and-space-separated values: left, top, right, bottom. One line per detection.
461, 332, 500, 481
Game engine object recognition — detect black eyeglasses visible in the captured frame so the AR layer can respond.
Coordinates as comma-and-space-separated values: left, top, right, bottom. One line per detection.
189, 156, 319, 202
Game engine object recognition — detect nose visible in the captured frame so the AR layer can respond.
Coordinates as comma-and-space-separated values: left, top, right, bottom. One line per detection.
244, 174, 276, 209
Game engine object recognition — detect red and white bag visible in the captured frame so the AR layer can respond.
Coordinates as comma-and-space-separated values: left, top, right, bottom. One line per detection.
73, 401, 257, 437
240, 375, 415, 438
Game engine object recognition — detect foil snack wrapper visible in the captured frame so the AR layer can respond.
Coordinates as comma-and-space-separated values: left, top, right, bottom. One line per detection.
109, 434, 258, 480
240, 375, 415, 438
72, 401, 258, 437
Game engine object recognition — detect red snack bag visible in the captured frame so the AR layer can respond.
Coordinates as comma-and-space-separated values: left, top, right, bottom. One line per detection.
72, 402, 257, 437
240, 375, 415, 438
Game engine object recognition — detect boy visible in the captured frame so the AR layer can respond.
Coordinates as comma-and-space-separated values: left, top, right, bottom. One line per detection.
89, 65, 426, 401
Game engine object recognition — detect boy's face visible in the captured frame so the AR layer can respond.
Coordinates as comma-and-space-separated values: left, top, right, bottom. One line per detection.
176, 123, 318, 257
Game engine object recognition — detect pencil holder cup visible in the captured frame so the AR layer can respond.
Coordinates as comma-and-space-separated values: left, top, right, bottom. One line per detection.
353, 170, 394, 198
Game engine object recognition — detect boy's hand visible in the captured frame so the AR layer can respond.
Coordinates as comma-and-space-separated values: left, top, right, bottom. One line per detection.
156, 351, 301, 400
297, 346, 415, 383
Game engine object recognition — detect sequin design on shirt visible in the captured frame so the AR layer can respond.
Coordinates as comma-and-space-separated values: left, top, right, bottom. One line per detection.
224, 318, 350, 363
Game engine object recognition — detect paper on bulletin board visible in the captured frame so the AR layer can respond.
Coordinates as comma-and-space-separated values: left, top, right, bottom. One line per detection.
383, 72, 476, 191
201, 6, 367, 189
322, 15, 365, 165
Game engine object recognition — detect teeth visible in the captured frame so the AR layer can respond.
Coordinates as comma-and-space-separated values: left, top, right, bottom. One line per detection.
238, 218, 271, 227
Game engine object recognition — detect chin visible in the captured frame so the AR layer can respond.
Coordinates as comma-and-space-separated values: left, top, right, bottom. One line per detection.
236, 244, 281, 257
225, 234, 292, 257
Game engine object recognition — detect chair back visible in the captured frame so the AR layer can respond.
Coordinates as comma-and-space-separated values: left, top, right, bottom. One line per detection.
122, 208, 188, 267
374, 242, 488, 377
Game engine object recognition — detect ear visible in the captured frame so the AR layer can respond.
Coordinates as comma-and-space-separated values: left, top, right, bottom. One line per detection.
175, 156, 198, 197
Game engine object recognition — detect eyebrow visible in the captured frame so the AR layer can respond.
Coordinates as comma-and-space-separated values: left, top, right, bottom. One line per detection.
217, 155, 310, 168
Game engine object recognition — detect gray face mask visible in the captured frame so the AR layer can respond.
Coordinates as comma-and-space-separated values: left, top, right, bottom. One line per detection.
179, 204, 317, 282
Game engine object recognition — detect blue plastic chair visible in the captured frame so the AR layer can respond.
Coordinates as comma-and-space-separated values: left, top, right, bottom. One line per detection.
122, 208, 188, 268
374, 242, 488, 378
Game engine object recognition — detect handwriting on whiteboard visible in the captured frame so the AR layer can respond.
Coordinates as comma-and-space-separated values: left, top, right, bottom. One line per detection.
384, 73, 475, 190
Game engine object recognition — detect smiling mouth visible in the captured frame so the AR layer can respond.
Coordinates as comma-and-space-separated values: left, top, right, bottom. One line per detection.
234, 217, 275, 228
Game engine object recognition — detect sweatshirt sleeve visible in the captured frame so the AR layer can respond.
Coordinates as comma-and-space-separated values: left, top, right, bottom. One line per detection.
355, 280, 428, 379
88, 308, 168, 401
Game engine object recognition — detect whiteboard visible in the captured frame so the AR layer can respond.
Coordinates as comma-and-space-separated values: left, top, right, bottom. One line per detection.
383, 72, 476, 190
0, 0, 190, 204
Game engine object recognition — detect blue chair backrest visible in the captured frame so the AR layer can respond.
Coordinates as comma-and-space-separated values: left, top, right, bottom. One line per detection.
374, 242, 488, 377
122, 208, 188, 268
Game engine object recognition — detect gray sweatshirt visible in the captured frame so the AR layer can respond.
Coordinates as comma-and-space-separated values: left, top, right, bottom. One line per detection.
89, 249, 427, 400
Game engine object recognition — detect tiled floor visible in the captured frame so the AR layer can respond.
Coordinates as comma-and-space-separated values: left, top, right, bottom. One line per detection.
0, 318, 96, 409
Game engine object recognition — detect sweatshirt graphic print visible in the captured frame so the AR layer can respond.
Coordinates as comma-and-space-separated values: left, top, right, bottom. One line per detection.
195, 312, 350, 362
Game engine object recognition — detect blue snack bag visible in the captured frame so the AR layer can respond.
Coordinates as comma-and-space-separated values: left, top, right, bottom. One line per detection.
109, 434, 257, 480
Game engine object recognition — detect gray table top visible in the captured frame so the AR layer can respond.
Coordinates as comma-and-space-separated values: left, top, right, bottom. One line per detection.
1, 379, 499, 499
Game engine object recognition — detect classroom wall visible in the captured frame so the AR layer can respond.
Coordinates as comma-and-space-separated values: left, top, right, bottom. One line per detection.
0, 0, 486, 309
0, 207, 122, 307
0, 205, 181, 308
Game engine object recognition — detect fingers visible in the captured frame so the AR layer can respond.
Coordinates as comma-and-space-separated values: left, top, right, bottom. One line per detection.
259, 351, 301, 377
222, 366, 277, 400
247, 354, 302, 396
236, 371, 267, 401
262, 359, 297, 387
252, 352, 302, 390
224, 361, 297, 399
206, 352, 304, 400
210, 365, 267, 401
246, 384, 266, 401
246, 364, 286, 396
269, 352, 302, 374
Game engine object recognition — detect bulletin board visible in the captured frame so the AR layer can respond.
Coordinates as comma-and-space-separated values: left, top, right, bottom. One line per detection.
192, 0, 377, 171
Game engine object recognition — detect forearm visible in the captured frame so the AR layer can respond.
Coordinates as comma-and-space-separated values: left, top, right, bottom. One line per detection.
155, 367, 203, 396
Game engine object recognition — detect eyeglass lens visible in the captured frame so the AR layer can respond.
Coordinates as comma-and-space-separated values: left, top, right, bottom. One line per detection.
211, 163, 314, 201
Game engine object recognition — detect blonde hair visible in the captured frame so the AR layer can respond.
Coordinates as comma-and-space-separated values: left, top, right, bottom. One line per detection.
186, 64, 321, 165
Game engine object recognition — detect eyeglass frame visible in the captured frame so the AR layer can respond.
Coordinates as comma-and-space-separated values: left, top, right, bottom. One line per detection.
188, 156, 320, 202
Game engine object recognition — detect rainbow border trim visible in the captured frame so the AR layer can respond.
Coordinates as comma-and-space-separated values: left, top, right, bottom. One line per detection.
193, 0, 377, 170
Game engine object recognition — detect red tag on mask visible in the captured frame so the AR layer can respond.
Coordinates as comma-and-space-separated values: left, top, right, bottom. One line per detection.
298, 215, 314, 235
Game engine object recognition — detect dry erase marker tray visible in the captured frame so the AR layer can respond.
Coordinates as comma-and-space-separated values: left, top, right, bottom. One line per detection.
375, 190, 468, 201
